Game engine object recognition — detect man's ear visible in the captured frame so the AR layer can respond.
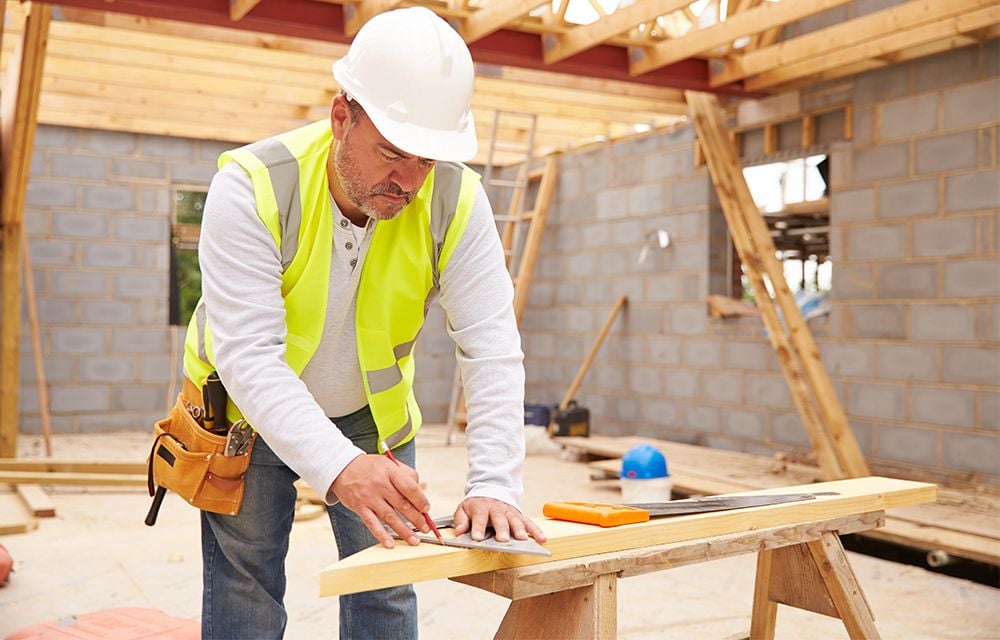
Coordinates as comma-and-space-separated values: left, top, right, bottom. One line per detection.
331, 94, 351, 142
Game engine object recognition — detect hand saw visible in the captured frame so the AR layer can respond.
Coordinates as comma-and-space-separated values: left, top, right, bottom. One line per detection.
388, 516, 551, 557
543, 492, 839, 527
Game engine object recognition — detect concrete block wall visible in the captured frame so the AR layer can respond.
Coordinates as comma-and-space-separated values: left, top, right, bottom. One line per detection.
419, 41, 999, 484
821, 41, 1000, 480
15, 125, 230, 434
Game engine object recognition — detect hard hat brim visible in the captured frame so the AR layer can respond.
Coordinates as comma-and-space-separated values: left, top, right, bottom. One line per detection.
364, 103, 479, 163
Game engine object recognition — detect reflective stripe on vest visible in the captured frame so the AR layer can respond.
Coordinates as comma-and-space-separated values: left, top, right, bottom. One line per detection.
182, 120, 479, 449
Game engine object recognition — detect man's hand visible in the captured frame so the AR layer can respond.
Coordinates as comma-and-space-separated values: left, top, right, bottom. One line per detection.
452, 497, 547, 544
331, 454, 431, 548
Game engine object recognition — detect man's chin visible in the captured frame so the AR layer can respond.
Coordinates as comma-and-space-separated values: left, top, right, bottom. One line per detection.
365, 195, 409, 220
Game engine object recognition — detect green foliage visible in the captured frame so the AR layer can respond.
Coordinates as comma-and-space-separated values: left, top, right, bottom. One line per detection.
175, 189, 207, 224
174, 249, 201, 326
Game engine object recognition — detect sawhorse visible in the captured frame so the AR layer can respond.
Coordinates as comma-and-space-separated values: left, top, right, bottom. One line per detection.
453, 511, 884, 639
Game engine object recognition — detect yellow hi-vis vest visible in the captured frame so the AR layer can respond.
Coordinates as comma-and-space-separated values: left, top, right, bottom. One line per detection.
183, 119, 480, 451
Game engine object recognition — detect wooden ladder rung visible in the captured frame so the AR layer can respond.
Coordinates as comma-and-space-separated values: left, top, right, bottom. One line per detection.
487, 178, 523, 188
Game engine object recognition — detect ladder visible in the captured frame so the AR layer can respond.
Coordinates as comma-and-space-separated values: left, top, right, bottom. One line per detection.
685, 91, 869, 481
444, 111, 559, 444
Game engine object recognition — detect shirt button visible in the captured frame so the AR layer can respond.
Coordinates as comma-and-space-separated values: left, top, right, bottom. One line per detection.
345, 242, 353, 250
350, 258, 357, 267
339, 219, 348, 228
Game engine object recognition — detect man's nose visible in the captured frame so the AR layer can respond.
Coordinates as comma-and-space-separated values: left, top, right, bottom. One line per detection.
391, 160, 430, 193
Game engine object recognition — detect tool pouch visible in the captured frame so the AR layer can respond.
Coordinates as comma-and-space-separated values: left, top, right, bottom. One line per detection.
147, 394, 256, 518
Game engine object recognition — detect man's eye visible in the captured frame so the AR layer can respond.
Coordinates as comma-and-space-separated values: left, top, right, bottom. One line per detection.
380, 151, 400, 161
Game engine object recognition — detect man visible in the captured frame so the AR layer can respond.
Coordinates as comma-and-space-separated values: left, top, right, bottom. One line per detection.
186, 7, 544, 639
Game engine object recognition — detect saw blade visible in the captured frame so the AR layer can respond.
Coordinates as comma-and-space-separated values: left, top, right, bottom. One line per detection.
624, 491, 839, 517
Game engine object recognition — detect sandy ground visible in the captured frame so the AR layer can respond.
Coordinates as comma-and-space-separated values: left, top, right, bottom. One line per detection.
1, 426, 999, 639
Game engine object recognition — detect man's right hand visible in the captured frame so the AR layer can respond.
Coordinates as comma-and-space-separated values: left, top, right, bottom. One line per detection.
330, 454, 431, 548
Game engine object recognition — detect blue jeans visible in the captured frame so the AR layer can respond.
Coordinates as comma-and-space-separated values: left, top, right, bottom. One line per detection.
201, 405, 418, 640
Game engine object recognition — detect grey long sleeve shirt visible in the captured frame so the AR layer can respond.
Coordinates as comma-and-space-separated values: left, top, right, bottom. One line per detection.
196, 161, 526, 508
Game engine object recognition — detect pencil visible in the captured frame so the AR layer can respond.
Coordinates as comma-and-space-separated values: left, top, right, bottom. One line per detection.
381, 441, 444, 542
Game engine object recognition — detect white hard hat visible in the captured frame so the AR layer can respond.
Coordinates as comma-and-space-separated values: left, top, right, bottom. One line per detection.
332, 7, 478, 162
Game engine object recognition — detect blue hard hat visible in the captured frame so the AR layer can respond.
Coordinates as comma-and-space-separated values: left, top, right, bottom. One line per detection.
620, 444, 669, 479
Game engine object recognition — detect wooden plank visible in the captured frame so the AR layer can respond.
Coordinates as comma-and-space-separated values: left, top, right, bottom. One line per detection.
319, 477, 936, 596
712, 0, 992, 86
229, 0, 262, 22
750, 549, 779, 640
558, 295, 627, 411
0, 471, 146, 486
343, 0, 404, 37
511, 155, 558, 324
871, 517, 1000, 566
768, 25, 1000, 91
0, 2, 51, 460
0, 489, 37, 535
462, 0, 548, 43
631, 0, 854, 75
14, 483, 55, 518
543, 0, 689, 64
20, 233, 51, 456
746, 4, 1000, 90
454, 512, 883, 600
0, 459, 147, 474
686, 91, 870, 479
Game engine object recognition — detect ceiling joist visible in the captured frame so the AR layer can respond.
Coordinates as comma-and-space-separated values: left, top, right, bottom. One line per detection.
713, 0, 995, 87
630, 0, 855, 76
460, 0, 548, 44
746, 2, 1000, 90
229, 0, 262, 22
343, 0, 403, 37
543, 0, 689, 64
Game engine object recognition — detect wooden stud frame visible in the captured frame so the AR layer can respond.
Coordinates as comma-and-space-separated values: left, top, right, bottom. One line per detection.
1, 2, 52, 459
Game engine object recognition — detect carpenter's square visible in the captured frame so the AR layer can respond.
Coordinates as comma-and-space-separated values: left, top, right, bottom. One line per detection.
543, 492, 839, 527
388, 516, 551, 557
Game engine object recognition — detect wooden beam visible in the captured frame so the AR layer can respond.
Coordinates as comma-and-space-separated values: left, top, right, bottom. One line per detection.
0, 459, 147, 474
0, 471, 146, 486
461, 0, 549, 44
229, 0, 262, 22
454, 512, 883, 600
768, 24, 1000, 91
686, 91, 871, 479
713, 0, 994, 86
15, 483, 55, 517
543, 0, 690, 64
343, 0, 403, 37
687, 94, 845, 480
319, 477, 935, 597
631, 0, 854, 76
0, 2, 51, 460
746, 4, 1000, 90
0, 490, 37, 534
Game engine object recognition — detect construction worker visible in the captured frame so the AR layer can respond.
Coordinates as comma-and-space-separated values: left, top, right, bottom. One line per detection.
184, 7, 545, 639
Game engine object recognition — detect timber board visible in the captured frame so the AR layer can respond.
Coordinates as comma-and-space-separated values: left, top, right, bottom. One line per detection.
319, 476, 935, 597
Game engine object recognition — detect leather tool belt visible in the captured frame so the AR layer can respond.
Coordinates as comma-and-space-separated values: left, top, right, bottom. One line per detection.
145, 377, 256, 522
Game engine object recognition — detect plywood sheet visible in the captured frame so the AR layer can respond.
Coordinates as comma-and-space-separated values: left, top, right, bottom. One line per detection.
319, 476, 935, 597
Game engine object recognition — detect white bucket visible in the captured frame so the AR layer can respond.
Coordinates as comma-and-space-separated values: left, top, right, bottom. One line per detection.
620, 476, 673, 503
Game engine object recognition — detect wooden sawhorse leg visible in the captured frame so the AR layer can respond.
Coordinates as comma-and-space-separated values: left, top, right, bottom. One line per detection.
751, 531, 880, 640
494, 573, 617, 640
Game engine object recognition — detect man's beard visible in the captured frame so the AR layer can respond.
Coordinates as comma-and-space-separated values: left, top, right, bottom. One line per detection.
334, 133, 416, 220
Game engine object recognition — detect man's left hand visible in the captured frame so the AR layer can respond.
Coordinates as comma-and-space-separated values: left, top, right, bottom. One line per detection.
452, 497, 547, 543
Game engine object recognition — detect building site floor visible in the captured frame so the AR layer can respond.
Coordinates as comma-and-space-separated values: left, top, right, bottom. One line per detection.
1, 427, 998, 639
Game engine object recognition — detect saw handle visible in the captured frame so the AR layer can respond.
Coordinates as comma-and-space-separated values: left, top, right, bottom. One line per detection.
543, 501, 650, 527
